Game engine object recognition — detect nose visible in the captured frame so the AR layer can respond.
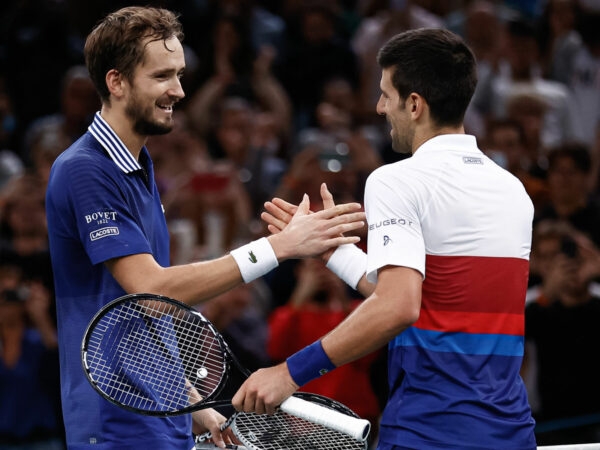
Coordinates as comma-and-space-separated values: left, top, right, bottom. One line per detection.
376, 95, 385, 116
169, 77, 185, 101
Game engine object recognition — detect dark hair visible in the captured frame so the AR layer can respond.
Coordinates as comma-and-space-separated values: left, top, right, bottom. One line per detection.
486, 118, 526, 143
84, 6, 184, 102
547, 142, 592, 174
376, 28, 477, 127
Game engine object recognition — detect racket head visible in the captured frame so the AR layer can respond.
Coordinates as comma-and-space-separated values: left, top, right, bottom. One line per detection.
81, 293, 230, 415
230, 392, 368, 450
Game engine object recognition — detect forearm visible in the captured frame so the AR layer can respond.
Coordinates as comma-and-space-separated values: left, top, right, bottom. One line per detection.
320, 293, 408, 367
187, 77, 228, 137
252, 75, 292, 136
286, 266, 421, 385
107, 253, 244, 305
355, 274, 376, 298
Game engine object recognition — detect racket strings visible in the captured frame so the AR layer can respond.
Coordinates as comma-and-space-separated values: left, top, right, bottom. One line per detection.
232, 411, 367, 450
84, 298, 228, 413
170, 312, 226, 394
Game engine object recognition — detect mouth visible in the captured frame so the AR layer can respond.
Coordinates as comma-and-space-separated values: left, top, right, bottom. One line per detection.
157, 102, 174, 113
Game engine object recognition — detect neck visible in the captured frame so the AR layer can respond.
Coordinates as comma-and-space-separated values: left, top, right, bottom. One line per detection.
412, 125, 466, 154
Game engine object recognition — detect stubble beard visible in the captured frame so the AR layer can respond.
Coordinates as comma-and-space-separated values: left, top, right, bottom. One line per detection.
391, 127, 411, 154
126, 93, 173, 136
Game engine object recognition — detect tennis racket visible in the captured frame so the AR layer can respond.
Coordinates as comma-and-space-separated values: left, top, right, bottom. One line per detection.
195, 391, 369, 450
81, 293, 371, 442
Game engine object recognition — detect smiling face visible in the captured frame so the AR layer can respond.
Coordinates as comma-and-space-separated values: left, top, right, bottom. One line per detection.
124, 36, 185, 136
376, 67, 413, 154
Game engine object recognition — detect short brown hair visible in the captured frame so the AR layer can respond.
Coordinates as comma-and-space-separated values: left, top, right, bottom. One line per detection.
84, 6, 184, 102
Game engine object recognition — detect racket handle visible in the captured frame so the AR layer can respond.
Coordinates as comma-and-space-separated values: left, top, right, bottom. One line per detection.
195, 444, 247, 449
196, 443, 247, 450
280, 395, 371, 441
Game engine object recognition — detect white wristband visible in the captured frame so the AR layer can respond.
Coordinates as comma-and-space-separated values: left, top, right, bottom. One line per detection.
230, 237, 279, 283
326, 244, 367, 289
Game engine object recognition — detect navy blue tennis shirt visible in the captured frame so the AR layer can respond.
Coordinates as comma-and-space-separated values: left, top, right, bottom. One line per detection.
46, 112, 193, 450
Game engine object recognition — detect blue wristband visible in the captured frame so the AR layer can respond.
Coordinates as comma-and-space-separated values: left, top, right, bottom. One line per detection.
286, 341, 336, 387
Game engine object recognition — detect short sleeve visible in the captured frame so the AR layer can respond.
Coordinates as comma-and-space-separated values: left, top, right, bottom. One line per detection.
365, 167, 426, 283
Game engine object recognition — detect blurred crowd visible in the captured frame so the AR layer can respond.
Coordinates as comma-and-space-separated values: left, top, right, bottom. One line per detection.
1, 0, 600, 447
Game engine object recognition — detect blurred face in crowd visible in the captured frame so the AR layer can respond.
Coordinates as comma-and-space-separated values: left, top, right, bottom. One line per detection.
302, 10, 334, 45
215, 102, 253, 163
533, 232, 587, 297
487, 123, 526, 172
547, 155, 589, 206
505, 33, 538, 80
0, 289, 26, 334
62, 74, 100, 125
124, 36, 185, 136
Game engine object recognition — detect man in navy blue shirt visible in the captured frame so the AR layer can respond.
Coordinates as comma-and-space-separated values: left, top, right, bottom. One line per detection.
45, 6, 365, 450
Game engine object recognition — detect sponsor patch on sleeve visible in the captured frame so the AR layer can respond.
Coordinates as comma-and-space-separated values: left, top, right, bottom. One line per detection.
90, 226, 120, 241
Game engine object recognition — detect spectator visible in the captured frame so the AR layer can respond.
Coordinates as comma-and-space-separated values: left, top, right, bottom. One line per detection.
145, 111, 252, 261
565, 10, 600, 149
0, 73, 24, 190
458, 0, 504, 137
3, 0, 81, 157
0, 174, 53, 291
295, 75, 385, 166
471, 16, 575, 150
23, 65, 99, 165
482, 118, 549, 211
186, 12, 291, 140
537, 0, 582, 83
504, 92, 551, 178
535, 143, 600, 246
0, 73, 19, 156
274, 142, 364, 221
278, 3, 360, 131
351, 0, 445, 122
201, 97, 288, 219
524, 219, 600, 445
28, 128, 72, 187
293, 75, 384, 195
0, 151, 23, 192
209, 0, 286, 62
0, 279, 64, 449
202, 282, 272, 372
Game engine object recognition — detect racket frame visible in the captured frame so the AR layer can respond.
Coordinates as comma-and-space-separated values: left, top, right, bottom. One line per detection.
81, 293, 239, 416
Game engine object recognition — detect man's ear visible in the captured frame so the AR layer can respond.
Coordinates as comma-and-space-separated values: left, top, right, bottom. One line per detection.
408, 93, 424, 118
105, 69, 125, 99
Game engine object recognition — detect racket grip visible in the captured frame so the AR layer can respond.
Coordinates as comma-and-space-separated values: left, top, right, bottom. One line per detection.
280, 395, 371, 441
195, 445, 247, 449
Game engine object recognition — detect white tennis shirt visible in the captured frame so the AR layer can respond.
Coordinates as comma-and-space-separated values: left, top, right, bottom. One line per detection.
364, 134, 537, 449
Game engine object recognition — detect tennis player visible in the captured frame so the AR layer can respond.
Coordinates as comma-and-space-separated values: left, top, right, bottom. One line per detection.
45, 6, 365, 450
232, 28, 537, 449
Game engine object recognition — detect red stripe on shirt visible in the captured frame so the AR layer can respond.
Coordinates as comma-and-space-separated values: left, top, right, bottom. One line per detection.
414, 308, 524, 335
421, 255, 529, 314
